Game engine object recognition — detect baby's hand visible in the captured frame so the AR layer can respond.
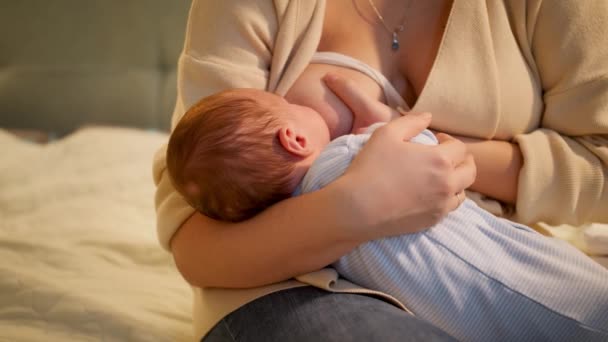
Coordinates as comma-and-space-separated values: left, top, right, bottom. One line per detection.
323, 73, 399, 134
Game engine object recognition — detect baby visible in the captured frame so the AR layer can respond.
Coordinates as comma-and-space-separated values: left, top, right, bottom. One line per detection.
166, 87, 392, 222
166, 88, 608, 342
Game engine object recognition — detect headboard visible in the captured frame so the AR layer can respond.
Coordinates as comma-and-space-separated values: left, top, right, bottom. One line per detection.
0, 0, 192, 135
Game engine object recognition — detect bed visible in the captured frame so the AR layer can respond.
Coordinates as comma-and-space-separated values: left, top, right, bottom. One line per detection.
0, 128, 191, 341
1, 1, 606, 341
1, 1, 193, 341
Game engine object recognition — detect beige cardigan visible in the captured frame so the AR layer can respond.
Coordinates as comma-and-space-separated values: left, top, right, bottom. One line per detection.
153, 0, 608, 338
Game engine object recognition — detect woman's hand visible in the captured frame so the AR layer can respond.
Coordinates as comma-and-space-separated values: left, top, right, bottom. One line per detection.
339, 116, 476, 239
324, 73, 477, 239
434, 132, 522, 204
323, 73, 400, 134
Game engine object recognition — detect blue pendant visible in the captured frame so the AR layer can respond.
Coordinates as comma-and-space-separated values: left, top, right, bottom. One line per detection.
391, 32, 399, 51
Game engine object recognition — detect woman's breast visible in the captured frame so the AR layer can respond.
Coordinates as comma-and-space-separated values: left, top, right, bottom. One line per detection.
285, 63, 385, 139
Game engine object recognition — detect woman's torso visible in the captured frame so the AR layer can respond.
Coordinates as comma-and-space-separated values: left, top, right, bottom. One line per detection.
187, 0, 549, 337
286, 0, 543, 141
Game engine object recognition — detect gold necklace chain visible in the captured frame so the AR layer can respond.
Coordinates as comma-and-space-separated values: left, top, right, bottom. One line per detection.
367, 0, 412, 51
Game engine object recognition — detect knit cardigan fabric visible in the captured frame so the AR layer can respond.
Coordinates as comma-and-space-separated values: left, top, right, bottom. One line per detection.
152, 0, 608, 338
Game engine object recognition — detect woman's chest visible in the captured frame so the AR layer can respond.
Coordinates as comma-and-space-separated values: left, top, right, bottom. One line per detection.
318, 0, 452, 107
312, 0, 543, 140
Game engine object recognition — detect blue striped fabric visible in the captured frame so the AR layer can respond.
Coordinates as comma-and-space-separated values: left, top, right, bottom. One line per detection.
298, 126, 608, 341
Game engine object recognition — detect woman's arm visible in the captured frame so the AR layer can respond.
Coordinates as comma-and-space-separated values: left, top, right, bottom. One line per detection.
171, 179, 362, 288
430, 2, 608, 224
171, 113, 476, 288
445, 136, 522, 204
508, 0, 608, 225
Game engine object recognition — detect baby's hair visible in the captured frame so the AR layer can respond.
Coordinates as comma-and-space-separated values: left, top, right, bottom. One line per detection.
166, 89, 298, 222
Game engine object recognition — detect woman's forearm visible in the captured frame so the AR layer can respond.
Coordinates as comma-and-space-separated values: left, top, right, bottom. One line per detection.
172, 113, 476, 289
171, 178, 364, 289
464, 139, 523, 204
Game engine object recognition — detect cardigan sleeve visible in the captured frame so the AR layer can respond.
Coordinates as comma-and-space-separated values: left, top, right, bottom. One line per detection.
512, 0, 608, 225
153, 0, 277, 251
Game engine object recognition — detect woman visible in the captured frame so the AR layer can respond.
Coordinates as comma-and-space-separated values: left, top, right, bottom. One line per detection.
153, 0, 608, 340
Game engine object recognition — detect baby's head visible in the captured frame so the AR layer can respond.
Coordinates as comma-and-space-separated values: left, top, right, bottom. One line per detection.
167, 88, 330, 222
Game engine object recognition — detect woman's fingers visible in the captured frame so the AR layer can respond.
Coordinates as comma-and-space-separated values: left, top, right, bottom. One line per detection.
434, 134, 477, 213
323, 72, 409, 132
379, 112, 433, 141
434, 133, 468, 166
447, 190, 468, 211
323, 72, 396, 120
323, 72, 375, 113
445, 155, 476, 211
453, 153, 477, 192
435, 133, 477, 190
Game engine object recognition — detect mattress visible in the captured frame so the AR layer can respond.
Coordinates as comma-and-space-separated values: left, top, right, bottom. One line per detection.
0, 127, 192, 341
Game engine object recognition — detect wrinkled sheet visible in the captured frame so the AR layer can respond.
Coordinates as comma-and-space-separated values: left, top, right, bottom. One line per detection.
0, 127, 192, 342
538, 223, 608, 268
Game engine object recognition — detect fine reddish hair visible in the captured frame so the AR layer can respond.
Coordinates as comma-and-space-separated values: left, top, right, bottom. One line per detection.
166, 89, 299, 222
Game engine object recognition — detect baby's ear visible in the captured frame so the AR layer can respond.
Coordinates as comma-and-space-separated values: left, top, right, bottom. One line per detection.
278, 127, 312, 157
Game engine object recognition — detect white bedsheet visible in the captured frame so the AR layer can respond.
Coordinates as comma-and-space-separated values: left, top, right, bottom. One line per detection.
538, 223, 608, 269
0, 127, 192, 342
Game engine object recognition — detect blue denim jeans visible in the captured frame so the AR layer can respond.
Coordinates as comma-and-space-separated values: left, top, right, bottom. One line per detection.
202, 286, 456, 342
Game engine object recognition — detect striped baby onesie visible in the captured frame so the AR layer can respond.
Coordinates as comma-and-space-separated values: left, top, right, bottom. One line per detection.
296, 124, 608, 341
